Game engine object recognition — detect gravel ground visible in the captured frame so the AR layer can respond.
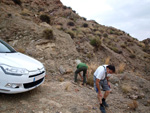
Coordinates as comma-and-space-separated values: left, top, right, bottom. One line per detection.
0, 74, 150, 113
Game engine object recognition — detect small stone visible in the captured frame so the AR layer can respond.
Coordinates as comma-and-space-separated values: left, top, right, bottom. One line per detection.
130, 95, 138, 100
59, 65, 66, 74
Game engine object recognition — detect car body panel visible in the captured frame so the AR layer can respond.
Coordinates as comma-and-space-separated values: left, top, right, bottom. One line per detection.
0, 39, 46, 94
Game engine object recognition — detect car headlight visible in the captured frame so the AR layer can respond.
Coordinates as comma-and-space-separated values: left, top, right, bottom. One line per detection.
0, 64, 29, 76
5, 83, 22, 88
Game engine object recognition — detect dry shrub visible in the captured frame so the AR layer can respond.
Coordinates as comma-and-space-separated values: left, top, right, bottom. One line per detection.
137, 42, 145, 48
20, 9, 31, 16
105, 57, 110, 64
118, 63, 126, 73
127, 100, 138, 110
67, 30, 75, 39
121, 44, 126, 48
67, 21, 75, 26
94, 31, 101, 37
65, 83, 71, 91
121, 84, 132, 94
108, 35, 115, 40
82, 17, 87, 21
63, 6, 67, 10
12, 0, 22, 6
43, 29, 54, 40
142, 46, 150, 53
99, 29, 104, 33
87, 63, 99, 86
103, 33, 108, 38
87, 53, 93, 59
82, 23, 88, 28
129, 54, 136, 59
58, 77, 64, 82
109, 46, 122, 54
40, 14, 50, 24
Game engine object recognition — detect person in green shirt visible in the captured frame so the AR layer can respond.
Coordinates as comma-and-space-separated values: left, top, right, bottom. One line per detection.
74, 60, 88, 85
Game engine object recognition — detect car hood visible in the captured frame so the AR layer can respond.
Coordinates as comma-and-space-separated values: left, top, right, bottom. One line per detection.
0, 52, 44, 71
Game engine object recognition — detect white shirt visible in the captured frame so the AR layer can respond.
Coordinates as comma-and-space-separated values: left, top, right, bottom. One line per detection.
94, 65, 108, 80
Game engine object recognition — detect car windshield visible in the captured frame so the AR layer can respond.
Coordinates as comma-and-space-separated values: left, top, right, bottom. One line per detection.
0, 40, 16, 53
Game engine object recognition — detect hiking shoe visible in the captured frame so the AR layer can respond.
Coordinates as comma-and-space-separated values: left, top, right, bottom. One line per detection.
100, 105, 106, 113
102, 100, 109, 107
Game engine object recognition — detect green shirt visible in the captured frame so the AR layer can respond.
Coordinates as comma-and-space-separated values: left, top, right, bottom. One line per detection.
77, 63, 88, 69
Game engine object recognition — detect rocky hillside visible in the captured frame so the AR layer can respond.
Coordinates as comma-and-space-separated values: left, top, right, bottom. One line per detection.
0, 0, 150, 113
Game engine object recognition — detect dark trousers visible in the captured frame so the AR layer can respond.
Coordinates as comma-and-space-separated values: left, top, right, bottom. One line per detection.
74, 67, 87, 84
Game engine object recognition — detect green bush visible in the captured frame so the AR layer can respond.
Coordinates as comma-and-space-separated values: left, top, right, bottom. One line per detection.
90, 37, 101, 48
40, 14, 50, 24
43, 29, 54, 40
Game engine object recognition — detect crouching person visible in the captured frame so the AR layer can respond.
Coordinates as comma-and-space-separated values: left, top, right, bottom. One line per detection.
93, 65, 115, 113
74, 60, 88, 85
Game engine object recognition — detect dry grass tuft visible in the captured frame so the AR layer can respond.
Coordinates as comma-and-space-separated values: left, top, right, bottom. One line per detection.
118, 63, 126, 73
87, 63, 99, 86
65, 83, 71, 91
127, 100, 138, 110
105, 57, 110, 64
20, 9, 31, 16
58, 77, 64, 82
121, 84, 132, 94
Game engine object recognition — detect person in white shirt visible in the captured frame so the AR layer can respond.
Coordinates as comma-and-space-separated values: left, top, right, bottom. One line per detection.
93, 65, 115, 113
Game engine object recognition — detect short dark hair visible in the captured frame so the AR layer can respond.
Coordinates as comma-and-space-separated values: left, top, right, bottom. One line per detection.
107, 65, 115, 73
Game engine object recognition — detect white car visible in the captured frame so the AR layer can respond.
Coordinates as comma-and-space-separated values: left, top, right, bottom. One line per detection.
0, 39, 46, 94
